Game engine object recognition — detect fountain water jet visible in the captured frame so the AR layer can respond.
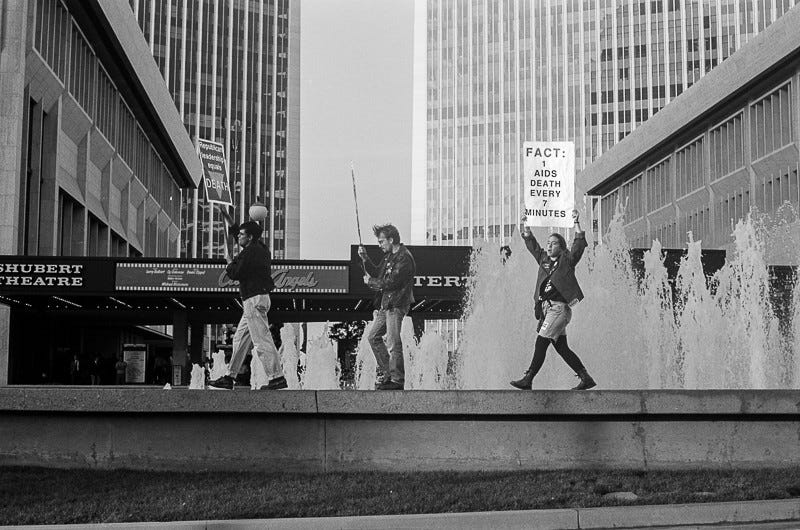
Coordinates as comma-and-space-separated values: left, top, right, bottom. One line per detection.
279, 324, 302, 389
354, 317, 378, 389
455, 204, 799, 389
251, 205, 799, 391
300, 324, 340, 389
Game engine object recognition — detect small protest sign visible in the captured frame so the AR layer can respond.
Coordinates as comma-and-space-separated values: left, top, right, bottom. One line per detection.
522, 141, 575, 227
198, 139, 233, 206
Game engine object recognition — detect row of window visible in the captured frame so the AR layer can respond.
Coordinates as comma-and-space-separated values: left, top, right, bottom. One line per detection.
428, 223, 517, 243
604, 79, 796, 231
609, 165, 799, 249
59, 191, 154, 257
33, 0, 182, 225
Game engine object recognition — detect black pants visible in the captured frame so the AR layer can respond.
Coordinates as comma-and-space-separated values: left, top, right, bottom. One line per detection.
527, 334, 586, 377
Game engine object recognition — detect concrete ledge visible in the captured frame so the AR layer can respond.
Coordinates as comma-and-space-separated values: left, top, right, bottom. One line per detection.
2, 387, 799, 415
1, 388, 799, 471
0, 386, 318, 414
20, 499, 800, 529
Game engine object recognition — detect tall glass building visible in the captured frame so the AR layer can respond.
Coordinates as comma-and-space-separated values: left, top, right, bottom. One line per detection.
413, 0, 799, 248
128, 0, 301, 259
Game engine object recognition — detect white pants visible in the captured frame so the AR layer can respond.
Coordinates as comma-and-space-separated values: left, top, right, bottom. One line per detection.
228, 294, 282, 380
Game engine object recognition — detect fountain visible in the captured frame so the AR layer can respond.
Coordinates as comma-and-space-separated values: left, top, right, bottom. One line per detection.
300, 323, 341, 389
7, 205, 800, 471
353, 318, 378, 390
200, 203, 798, 391
188, 364, 206, 389
299, 201, 799, 391
279, 324, 303, 389
455, 203, 799, 389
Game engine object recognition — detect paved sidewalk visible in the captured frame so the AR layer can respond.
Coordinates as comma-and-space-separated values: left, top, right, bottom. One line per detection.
12, 498, 800, 530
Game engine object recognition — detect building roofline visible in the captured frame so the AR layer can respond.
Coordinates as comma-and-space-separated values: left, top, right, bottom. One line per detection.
65, 0, 202, 189
581, 4, 800, 196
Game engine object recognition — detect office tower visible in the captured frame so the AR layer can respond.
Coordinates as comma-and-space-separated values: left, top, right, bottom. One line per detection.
583, 4, 800, 252
414, 0, 798, 248
129, 0, 301, 259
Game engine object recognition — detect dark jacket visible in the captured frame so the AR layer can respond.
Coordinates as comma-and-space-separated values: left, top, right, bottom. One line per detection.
364, 244, 416, 310
225, 240, 275, 300
522, 231, 588, 306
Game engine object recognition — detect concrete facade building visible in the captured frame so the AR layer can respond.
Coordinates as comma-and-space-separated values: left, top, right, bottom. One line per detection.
128, 0, 301, 259
0, 0, 203, 383
581, 4, 800, 255
413, 0, 799, 248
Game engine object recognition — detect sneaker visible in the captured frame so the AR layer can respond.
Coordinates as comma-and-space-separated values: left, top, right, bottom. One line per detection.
376, 380, 404, 390
260, 376, 288, 390
208, 375, 235, 390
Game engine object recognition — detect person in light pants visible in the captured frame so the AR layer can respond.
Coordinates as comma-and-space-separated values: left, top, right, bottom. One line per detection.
209, 221, 286, 391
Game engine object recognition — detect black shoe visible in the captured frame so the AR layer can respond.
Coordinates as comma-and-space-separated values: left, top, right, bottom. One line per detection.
376, 380, 404, 390
208, 375, 235, 390
260, 376, 288, 390
572, 370, 597, 390
510, 370, 534, 390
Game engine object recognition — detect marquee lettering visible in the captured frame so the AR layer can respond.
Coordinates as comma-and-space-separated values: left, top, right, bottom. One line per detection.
413, 275, 467, 288
0, 262, 84, 287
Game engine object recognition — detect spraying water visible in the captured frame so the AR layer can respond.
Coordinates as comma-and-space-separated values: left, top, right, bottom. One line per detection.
188, 364, 206, 389
209, 350, 227, 381
354, 316, 378, 389
300, 324, 341, 389
455, 204, 799, 389
279, 324, 302, 389
207, 205, 798, 391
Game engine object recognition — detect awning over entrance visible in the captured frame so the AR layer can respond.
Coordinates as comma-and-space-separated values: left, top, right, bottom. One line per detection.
0, 245, 472, 323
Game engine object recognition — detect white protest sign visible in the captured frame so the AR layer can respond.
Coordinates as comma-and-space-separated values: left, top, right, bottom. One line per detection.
198, 139, 233, 206
523, 141, 575, 227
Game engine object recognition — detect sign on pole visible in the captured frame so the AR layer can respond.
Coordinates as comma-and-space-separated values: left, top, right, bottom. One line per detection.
522, 141, 575, 227
198, 139, 233, 206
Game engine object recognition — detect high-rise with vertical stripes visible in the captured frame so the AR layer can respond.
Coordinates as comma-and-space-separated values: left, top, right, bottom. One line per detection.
413, 0, 799, 247
129, 0, 300, 259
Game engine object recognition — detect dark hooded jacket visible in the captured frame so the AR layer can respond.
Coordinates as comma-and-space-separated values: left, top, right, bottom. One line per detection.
522, 230, 587, 306
225, 239, 275, 300
363, 244, 416, 310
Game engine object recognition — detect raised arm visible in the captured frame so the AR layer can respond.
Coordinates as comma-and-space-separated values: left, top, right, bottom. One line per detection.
569, 209, 588, 265
520, 212, 547, 264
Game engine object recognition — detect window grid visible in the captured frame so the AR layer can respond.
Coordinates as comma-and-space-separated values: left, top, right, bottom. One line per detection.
709, 112, 744, 181
754, 164, 800, 215
646, 158, 672, 211
675, 137, 704, 198
620, 173, 644, 221
750, 81, 794, 161
714, 188, 751, 244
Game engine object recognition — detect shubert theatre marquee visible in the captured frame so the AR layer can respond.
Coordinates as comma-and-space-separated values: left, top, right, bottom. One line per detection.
0, 245, 470, 385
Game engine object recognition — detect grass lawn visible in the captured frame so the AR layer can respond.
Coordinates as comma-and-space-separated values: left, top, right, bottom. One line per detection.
1, 466, 799, 525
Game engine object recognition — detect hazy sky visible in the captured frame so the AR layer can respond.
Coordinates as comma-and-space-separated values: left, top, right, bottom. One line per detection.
299, 0, 416, 259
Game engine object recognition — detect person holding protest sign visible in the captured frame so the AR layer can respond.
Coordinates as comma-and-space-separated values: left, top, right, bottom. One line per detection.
208, 220, 287, 390
358, 224, 416, 390
510, 209, 597, 391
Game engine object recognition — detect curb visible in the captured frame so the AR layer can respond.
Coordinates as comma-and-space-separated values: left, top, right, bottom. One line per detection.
14, 498, 800, 530
578, 498, 800, 529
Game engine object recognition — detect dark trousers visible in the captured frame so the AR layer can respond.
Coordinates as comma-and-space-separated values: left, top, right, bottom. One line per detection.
527, 334, 586, 376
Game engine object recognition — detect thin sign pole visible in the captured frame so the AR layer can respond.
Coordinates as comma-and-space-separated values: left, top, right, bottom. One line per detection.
350, 162, 363, 246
